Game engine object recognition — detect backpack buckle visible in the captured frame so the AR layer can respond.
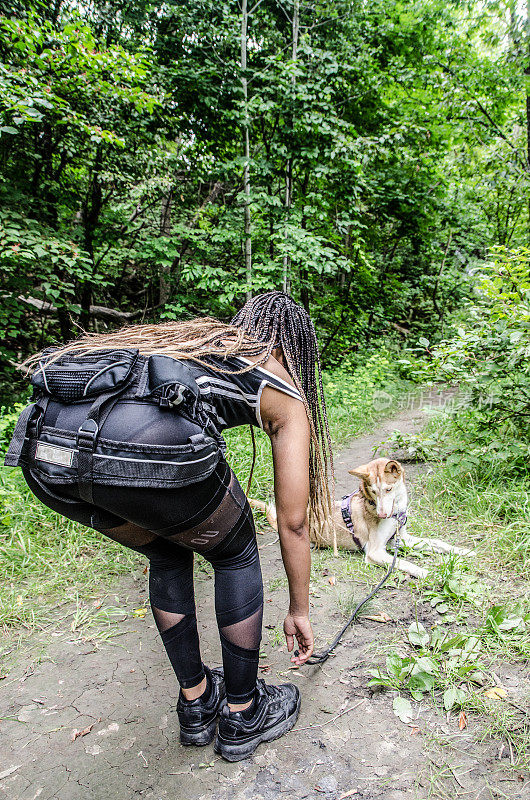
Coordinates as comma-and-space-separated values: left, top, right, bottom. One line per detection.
159, 384, 186, 409
76, 418, 99, 450
28, 407, 44, 439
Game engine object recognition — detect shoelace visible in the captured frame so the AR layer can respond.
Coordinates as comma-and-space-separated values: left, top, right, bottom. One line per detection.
258, 679, 279, 697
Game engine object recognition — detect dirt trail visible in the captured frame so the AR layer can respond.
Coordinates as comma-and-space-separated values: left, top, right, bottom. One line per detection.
0, 395, 523, 800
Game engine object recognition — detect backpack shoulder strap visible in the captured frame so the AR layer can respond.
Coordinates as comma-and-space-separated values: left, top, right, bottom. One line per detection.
4, 397, 49, 468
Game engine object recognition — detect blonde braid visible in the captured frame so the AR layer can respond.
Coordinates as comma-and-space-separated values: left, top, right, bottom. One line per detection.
232, 292, 336, 549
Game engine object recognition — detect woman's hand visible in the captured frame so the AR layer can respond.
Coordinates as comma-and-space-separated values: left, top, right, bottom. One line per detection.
284, 613, 314, 666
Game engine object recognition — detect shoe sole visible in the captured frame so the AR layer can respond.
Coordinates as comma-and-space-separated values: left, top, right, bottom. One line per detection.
180, 716, 217, 747
213, 695, 301, 762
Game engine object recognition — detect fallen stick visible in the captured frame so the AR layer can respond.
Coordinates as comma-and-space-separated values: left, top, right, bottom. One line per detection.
289, 700, 365, 732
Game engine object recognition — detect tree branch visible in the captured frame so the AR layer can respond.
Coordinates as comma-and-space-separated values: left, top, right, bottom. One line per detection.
437, 60, 526, 169
15, 295, 160, 323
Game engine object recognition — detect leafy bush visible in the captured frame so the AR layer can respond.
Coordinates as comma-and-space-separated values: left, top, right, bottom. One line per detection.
0, 402, 26, 456
323, 350, 412, 446
369, 623, 484, 705
398, 247, 530, 477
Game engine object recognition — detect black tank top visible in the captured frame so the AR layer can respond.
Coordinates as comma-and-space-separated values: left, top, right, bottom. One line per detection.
187, 355, 302, 432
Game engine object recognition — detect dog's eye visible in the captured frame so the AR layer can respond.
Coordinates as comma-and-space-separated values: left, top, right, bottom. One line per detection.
386, 487, 392, 492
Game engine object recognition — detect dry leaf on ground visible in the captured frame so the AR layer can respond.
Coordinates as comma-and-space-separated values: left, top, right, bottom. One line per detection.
71, 723, 95, 741
364, 613, 392, 623
484, 687, 508, 700
0, 766, 21, 780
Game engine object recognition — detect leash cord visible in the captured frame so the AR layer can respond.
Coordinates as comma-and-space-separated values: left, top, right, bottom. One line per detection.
301, 532, 401, 666
246, 425, 257, 496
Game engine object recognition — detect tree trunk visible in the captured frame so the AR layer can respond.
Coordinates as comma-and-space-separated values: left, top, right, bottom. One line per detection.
366, 233, 402, 339
338, 224, 353, 292
282, 0, 299, 296
57, 307, 71, 341
299, 172, 310, 312
432, 230, 452, 320
241, 0, 252, 300
520, 0, 530, 241
80, 146, 103, 330
159, 192, 173, 305
282, 161, 291, 294
527, 78, 530, 237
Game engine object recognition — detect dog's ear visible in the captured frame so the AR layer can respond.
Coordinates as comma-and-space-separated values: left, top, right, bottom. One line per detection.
384, 460, 403, 477
349, 464, 370, 481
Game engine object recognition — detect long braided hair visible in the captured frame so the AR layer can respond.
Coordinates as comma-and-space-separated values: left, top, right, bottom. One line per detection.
232, 292, 336, 549
24, 318, 268, 370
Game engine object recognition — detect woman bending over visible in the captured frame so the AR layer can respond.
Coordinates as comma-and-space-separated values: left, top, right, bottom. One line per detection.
6, 291, 334, 762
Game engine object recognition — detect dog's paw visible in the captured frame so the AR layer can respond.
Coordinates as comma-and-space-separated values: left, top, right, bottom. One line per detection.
409, 566, 429, 580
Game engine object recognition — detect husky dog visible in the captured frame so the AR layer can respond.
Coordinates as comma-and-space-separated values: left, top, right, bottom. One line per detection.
250, 458, 474, 579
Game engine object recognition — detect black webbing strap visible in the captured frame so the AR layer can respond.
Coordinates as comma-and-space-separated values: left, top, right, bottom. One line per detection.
340, 491, 364, 550
246, 425, 256, 495
4, 403, 37, 467
76, 390, 123, 503
4, 398, 49, 467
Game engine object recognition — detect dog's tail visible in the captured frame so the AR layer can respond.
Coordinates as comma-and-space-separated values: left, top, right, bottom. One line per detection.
248, 498, 278, 531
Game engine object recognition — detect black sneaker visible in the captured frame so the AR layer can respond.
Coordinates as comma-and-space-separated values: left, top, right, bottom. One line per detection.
176, 665, 226, 746
214, 679, 300, 762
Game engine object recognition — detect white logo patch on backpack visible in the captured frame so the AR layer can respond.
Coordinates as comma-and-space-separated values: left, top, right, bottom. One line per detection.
35, 442, 74, 467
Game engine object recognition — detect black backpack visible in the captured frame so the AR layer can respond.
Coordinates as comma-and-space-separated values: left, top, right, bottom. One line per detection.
4, 348, 221, 502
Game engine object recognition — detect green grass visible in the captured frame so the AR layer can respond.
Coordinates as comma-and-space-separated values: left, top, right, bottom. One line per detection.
0, 468, 143, 632
410, 469, 530, 655
413, 468, 530, 583
266, 624, 284, 648
376, 461, 530, 774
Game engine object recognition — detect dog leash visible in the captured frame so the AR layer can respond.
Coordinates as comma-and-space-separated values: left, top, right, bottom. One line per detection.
297, 503, 407, 666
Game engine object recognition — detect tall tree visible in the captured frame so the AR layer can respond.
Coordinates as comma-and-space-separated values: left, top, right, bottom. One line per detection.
241, 0, 252, 299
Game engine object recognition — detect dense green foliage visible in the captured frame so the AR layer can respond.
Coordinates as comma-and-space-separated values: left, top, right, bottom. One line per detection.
389, 247, 530, 477
2, 0, 530, 399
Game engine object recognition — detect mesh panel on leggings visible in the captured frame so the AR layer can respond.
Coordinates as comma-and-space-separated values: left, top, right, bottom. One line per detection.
220, 606, 263, 650
151, 607, 186, 634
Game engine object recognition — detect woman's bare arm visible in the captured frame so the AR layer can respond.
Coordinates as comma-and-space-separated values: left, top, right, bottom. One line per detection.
259, 366, 314, 664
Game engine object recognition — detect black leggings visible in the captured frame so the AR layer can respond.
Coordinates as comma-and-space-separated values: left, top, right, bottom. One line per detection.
22, 447, 264, 704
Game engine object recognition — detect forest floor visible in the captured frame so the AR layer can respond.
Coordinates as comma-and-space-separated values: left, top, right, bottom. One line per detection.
1, 398, 528, 800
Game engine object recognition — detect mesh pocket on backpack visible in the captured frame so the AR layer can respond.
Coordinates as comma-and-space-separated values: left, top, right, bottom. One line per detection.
31, 349, 139, 402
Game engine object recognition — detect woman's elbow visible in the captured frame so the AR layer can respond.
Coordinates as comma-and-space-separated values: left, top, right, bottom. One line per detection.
279, 516, 309, 538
